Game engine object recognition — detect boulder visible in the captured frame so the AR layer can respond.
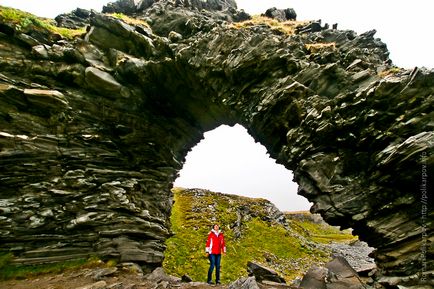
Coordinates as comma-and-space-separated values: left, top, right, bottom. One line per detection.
32, 44, 50, 59
23, 88, 69, 110
85, 67, 122, 93
119, 262, 144, 275
247, 261, 286, 283
17, 33, 40, 47
102, 0, 138, 15
181, 274, 192, 282
299, 266, 328, 289
325, 256, 365, 288
55, 8, 91, 29
329, 241, 376, 276
264, 7, 297, 21
284, 8, 297, 20
228, 276, 260, 289
146, 267, 181, 283
300, 257, 366, 289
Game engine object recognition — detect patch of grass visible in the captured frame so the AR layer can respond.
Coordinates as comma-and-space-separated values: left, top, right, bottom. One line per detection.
108, 13, 150, 28
164, 188, 334, 284
0, 254, 103, 280
289, 218, 357, 244
0, 253, 13, 269
50, 25, 86, 39
378, 67, 402, 78
305, 42, 336, 54
0, 6, 85, 39
311, 234, 356, 243
230, 15, 308, 35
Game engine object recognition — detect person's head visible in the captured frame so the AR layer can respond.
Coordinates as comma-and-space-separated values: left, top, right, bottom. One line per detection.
212, 224, 219, 231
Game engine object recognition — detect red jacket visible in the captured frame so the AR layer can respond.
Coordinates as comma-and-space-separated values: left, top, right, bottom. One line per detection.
206, 229, 226, 254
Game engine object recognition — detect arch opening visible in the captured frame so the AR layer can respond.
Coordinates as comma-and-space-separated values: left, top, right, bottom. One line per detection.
174, 124, 312, 212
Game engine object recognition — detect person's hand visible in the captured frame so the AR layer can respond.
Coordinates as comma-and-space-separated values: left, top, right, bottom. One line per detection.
206, 253, 209, 257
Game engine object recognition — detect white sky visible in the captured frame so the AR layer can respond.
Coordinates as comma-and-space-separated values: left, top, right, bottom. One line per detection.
174, 125, 309, 211
1, 0, 432, 211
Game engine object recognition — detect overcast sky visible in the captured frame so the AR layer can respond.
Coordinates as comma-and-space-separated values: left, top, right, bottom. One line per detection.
1, 0, 432, 211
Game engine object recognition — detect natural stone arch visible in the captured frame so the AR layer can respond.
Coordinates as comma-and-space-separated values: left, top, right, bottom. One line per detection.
0, 1, 432, 286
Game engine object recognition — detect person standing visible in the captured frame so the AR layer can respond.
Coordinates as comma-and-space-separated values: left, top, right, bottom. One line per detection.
205, 224, 226, 284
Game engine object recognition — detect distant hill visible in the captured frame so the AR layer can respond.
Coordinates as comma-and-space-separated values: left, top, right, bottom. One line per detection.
163, 188, 356, 284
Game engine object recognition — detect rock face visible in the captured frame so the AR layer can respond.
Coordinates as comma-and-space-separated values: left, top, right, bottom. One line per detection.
0, 0, 433, 287
300, 256, 367, 289
55, 8, 91, 29
228, 276, 260, 289
264, 7, 297, 21
247, 262, 286, 283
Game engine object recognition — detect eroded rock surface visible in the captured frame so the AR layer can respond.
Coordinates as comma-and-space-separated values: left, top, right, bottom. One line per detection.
247, 261, 286, 284
300, 256, 367, 289
0, 0, 433, 287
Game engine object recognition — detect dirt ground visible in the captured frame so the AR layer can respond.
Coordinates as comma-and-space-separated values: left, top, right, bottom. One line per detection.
0, 266, 300, 289
0, 266, 226, 289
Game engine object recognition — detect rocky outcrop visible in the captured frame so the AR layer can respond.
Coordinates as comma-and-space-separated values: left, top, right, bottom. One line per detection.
247, 262, 286, 284
102, 0, 251, 36
300, 256, 367, 289
55, 8, 91, 29
103, 0, 238, 14
228, 276, 261, 289
329, 241, 376, 276
0, 0, 432, 287
264, 7, 297, 21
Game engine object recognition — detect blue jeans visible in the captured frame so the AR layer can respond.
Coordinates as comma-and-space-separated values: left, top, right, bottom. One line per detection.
207, 254, 221, 283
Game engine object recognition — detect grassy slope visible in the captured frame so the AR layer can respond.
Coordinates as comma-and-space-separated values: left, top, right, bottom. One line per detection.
0, 255, 105, 280
164, 188, 356, 284
230, 15, 308, 35
0, 6, 85, 39
286, 211, 356, 244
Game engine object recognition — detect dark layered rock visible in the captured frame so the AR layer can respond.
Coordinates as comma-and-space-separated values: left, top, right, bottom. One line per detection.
103, 0, 238, 14
102, 0, 139, 15
101, 0, 251, 37
228, 276, 260, 289
329, 241, 376, 276
300, 256, 367, 289
55, 8, 91, 29
299, 266, 328, 289
0, 0, 433, 287
325, 256, 365, 288
264, 7, 297, 21
247, 262, 286, 284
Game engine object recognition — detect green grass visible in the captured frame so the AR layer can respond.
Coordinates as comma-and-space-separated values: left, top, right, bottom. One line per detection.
0, 6, 85, 39
0, 254, 103, 280
378, 67, 402, 78
230, 15, 308, 35
305, 42, 336, 54
287, 212, 358, 244
287, 217, 357, 244
108, 13, 150, 27
163, 188, 344, 284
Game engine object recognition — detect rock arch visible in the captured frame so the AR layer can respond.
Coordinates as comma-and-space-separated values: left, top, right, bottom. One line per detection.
0, 0, 432, 285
